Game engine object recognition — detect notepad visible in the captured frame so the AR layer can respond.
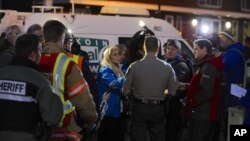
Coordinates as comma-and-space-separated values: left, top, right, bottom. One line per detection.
231, 84, 247, 98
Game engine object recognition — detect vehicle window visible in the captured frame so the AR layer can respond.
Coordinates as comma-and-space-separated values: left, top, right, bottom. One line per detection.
241, 0, 250, 12
179, 40, 195, 64
0, 12, 5, 21
118, 37, 131, 47
198, 0, 222, 8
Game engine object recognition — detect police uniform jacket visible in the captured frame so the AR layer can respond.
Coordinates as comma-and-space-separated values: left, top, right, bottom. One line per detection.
123, 53, 176, 100
0, 56, 63, 134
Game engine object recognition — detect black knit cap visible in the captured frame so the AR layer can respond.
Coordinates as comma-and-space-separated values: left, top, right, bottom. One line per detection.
218, 30, 235, 43
164, 39, 181, 51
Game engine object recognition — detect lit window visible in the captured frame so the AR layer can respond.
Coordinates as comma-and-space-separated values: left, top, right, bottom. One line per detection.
241, 0, 250, 12
198, 0, 222, 8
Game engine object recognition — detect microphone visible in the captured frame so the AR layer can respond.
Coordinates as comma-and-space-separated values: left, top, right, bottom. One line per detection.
99, 80, 116, 117
89, 80, 117, 137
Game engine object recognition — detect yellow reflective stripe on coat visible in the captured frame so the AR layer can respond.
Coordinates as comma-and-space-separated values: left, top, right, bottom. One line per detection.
53, 53, 75, 127
68, 54, 83, 72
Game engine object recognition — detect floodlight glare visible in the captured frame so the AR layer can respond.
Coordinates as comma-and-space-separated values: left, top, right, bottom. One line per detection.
225, 21, 231, 29
201, 25, 209, 34
191, 19, 198, 27
67, 29, 72, 33
139, 20, 145, 27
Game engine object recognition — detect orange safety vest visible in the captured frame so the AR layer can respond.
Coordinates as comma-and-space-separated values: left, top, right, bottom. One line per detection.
39, 52, 76, 127
67, 53, 84, 72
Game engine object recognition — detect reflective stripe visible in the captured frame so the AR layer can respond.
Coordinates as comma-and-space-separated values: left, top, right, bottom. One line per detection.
68, 80, 88, 97
0, 93, 37, 103
72, 55, 79, 63
51, 130, 82, 141
53, 53, 75, 127
67, 80, 84, 93
53, 53, 68, 96
51, 134, 80, 141
64, 102, 74, 114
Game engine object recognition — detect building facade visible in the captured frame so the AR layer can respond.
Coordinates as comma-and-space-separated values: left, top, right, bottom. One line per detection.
68, 0, 250, 45
2, 0, 250, 45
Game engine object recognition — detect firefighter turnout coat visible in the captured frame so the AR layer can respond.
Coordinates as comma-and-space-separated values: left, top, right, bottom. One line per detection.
39, 43, 97, 140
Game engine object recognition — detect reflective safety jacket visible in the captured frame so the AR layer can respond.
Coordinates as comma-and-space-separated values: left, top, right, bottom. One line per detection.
67, 53, 84, 72
67, 53, 99, 113
41, 42, 97, 132
39, 52, 76, 127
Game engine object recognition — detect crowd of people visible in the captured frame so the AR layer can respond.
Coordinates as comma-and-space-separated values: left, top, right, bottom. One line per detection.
0, 19, 248, 141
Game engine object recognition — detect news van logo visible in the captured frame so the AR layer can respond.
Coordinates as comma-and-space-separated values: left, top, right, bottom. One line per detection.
78, 37, 109, 73
230, 125, 250, 141
82, 46, 99, 63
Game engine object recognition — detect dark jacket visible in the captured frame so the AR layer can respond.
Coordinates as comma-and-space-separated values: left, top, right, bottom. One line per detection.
81, 59, 99, 110
165, 55, 191, 83
165, 55, 191, 119
223, 42, 244, 85
0, 38, 15, 68
243, 46, 250, 61
223, 42, 245, 107
0, 56, 63, 141
183, 55, 224, 121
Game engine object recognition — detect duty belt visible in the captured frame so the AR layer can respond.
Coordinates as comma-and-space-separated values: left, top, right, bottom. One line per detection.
134, 98, 164, 105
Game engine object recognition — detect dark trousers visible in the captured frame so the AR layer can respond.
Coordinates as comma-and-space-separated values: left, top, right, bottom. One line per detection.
165, 97, 183, 141
188, 119, 218, 141
97, 116, 125, 141
130, 102, 165, 141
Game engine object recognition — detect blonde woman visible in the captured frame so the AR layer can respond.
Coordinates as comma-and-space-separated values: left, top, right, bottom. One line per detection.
117, 44, 129, 74
97, 45, 125, 141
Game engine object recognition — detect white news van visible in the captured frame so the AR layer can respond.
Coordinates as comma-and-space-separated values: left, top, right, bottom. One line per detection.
0, 6, 194, 73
